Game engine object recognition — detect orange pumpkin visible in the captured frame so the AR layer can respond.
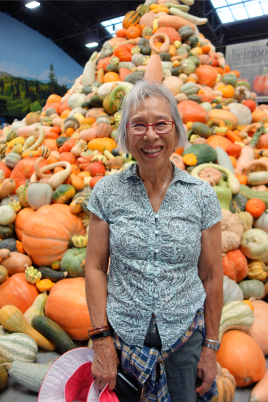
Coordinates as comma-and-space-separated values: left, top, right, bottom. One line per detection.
195, 65, 218, 87
222, 249, 248, 282
41, 139, 59, 152
15, 207, 35, 241
47, 94, 62, 104
119, 67, 132, 81
59, 101, 70, 115
59, 152, 77, 165
45, 278, 92, 341
97, 57, 111, 72
217, 330, 266, 387
59, 138, 77, 153
43, 102, 61, 115
251, 109, 267, 123
116, 28, 127, 38
246, 198, 266, 218
177, 100, 208, 124
114, 44, 133, 62
0, 273, 39, 313
155, 27, 181, 43
96, 123, 112, 138
10, 157, 48, 192
235, 174, 248, 185
126, 25, 141, 39
103, 72, 120, 83
0, 161, 12, 178
217, 84, 235, 98
21, 204, 85, 266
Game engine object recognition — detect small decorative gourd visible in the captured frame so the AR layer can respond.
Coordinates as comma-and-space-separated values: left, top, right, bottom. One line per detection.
0, 265, 8, 283
221, 210, 244, 253
9, 200, 21, 213
96, 114, 111, 125
25, 266, 42, 284
71, 235, 88, 248
36, 279, 55, 292
11, 143, 23, 154
210, 363, 236, 402
237, 211, 253, 232
198, 168, 222, 186
247, 260, 268, 281
91, 154, 108, 166
39, 146, 51, 158
0, 205, 16, 225
71, 140, 87, 157
16, 183, 30, 208
82, 215, 90, 228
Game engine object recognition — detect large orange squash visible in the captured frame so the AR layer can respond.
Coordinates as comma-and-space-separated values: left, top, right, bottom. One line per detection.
217, 330, 266, 387
0, 273, 39, 313
21, 204, 85, 266
177, 100, 208, 124
195, 65, 218, 87
15, 207, 35, 241
45, 277, 92, 341
247, 300, 268, 355
10, 157, 48, 192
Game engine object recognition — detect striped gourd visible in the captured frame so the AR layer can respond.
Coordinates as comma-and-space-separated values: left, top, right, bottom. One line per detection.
0, 333, 38, 363
4, 361, 51, 393
39, 146, 51, 158
72, 234, 88, 248
218, 301, 254, 342
122, 11, 140, 29
16, 183, 30, 208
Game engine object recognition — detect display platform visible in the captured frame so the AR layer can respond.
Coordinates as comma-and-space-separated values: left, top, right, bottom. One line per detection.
1, 345, 267, 402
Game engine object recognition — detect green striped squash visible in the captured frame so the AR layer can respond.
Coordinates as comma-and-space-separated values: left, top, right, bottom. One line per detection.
218, 301, 254, 342
4, 361, 51, 393
53, 184, 76, 204
122, 11, 140, 29
182, 144, 216, 166
0, 333, 38, 363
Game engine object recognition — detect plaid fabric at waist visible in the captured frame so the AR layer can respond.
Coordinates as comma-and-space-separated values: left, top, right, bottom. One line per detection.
113, 309, 217, 402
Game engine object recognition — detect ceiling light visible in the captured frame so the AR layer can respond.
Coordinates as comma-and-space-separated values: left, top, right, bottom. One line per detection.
25, 1, 40, 9
85, 42, 98, 48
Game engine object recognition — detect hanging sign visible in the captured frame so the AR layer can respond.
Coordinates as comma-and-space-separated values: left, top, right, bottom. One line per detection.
225, 39, 268, 102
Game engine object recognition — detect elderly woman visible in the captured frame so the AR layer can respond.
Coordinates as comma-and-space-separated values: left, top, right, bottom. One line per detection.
85, 80, 223, 402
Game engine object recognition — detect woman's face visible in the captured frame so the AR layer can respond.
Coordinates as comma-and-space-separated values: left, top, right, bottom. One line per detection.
126, 96, 178, 170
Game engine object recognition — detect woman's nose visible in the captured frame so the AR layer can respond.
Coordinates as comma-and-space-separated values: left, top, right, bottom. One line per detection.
144, 125, 159, 140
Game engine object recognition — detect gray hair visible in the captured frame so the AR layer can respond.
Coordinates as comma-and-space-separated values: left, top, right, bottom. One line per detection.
117, 80, 187, 153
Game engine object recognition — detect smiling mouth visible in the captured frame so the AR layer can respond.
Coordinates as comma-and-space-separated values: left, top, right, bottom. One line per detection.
142, 147, 162, 154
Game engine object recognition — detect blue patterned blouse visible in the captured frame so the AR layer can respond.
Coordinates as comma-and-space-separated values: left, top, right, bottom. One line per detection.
87, 162, 222, 351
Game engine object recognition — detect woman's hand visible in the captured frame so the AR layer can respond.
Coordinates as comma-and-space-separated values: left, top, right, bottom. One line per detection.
195, 347, 217, 396
91, 336, 119, 391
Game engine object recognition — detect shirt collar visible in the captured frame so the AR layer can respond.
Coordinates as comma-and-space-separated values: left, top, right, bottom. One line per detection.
125, 162, 199, 185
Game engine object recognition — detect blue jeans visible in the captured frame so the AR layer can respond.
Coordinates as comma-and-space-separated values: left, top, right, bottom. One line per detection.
116, 316, 203, 402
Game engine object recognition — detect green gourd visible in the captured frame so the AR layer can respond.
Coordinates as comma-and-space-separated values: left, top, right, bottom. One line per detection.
0, 333, 38, 362
32, 315, 75, 354
60, 247, 87, 277
3, 361, 51, 393
238, 279, 265, 300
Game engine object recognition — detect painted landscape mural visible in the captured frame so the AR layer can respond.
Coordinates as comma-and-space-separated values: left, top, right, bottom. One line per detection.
0, 12, 83, 121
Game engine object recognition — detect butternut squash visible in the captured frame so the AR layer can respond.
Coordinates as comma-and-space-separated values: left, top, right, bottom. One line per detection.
236, 146, 255, 174
144, 54, 163, 83
0, 305, 56, 351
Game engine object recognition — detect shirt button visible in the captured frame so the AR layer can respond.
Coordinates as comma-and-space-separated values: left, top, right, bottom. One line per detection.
155, 230, 159, 234
155, 249, 159, 253
154, 278, 158, 283
155, 214, 159, 219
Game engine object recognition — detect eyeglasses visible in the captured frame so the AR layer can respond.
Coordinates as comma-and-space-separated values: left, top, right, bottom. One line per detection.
126, 121, 175, 136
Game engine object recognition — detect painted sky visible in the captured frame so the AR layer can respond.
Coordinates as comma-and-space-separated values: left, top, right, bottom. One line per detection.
0, 11, 84, 86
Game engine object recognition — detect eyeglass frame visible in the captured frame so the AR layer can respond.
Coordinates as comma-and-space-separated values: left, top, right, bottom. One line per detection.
126, 120, 176, 136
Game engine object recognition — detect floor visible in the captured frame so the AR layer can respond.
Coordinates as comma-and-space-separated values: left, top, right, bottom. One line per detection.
1, 345, 267, 402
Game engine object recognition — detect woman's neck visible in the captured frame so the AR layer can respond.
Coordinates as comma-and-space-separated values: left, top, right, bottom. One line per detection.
137, 161, 173, 186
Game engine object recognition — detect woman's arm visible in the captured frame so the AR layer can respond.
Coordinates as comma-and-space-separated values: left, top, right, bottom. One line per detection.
85, 212, 118, 391
196, 221, 223, 396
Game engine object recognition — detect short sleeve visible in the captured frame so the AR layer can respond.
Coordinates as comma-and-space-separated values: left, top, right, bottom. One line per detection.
86, 179, 109, 223
200, 182, 223, 231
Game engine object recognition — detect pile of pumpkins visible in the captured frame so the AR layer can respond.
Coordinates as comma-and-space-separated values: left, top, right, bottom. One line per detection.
0, 0, 268, 400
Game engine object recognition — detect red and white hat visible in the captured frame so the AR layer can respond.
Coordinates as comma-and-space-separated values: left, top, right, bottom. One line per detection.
38, 347, 119, 402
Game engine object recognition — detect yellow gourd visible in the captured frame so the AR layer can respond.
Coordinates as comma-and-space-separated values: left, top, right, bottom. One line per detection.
247, 260, 268, 281
0, 305, 56, 350
36, 279, 55, 292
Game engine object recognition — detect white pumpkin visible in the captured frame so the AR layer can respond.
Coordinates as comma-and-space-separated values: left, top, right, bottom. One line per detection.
253, 211, 268, 233
228, 103, 252, 126
223, 275, 244, 305
240, 228, 268, 260
27, 183, 53, 210
68, 108, 87, 118
68, 93, 87, 110
0, 205, 16, 225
